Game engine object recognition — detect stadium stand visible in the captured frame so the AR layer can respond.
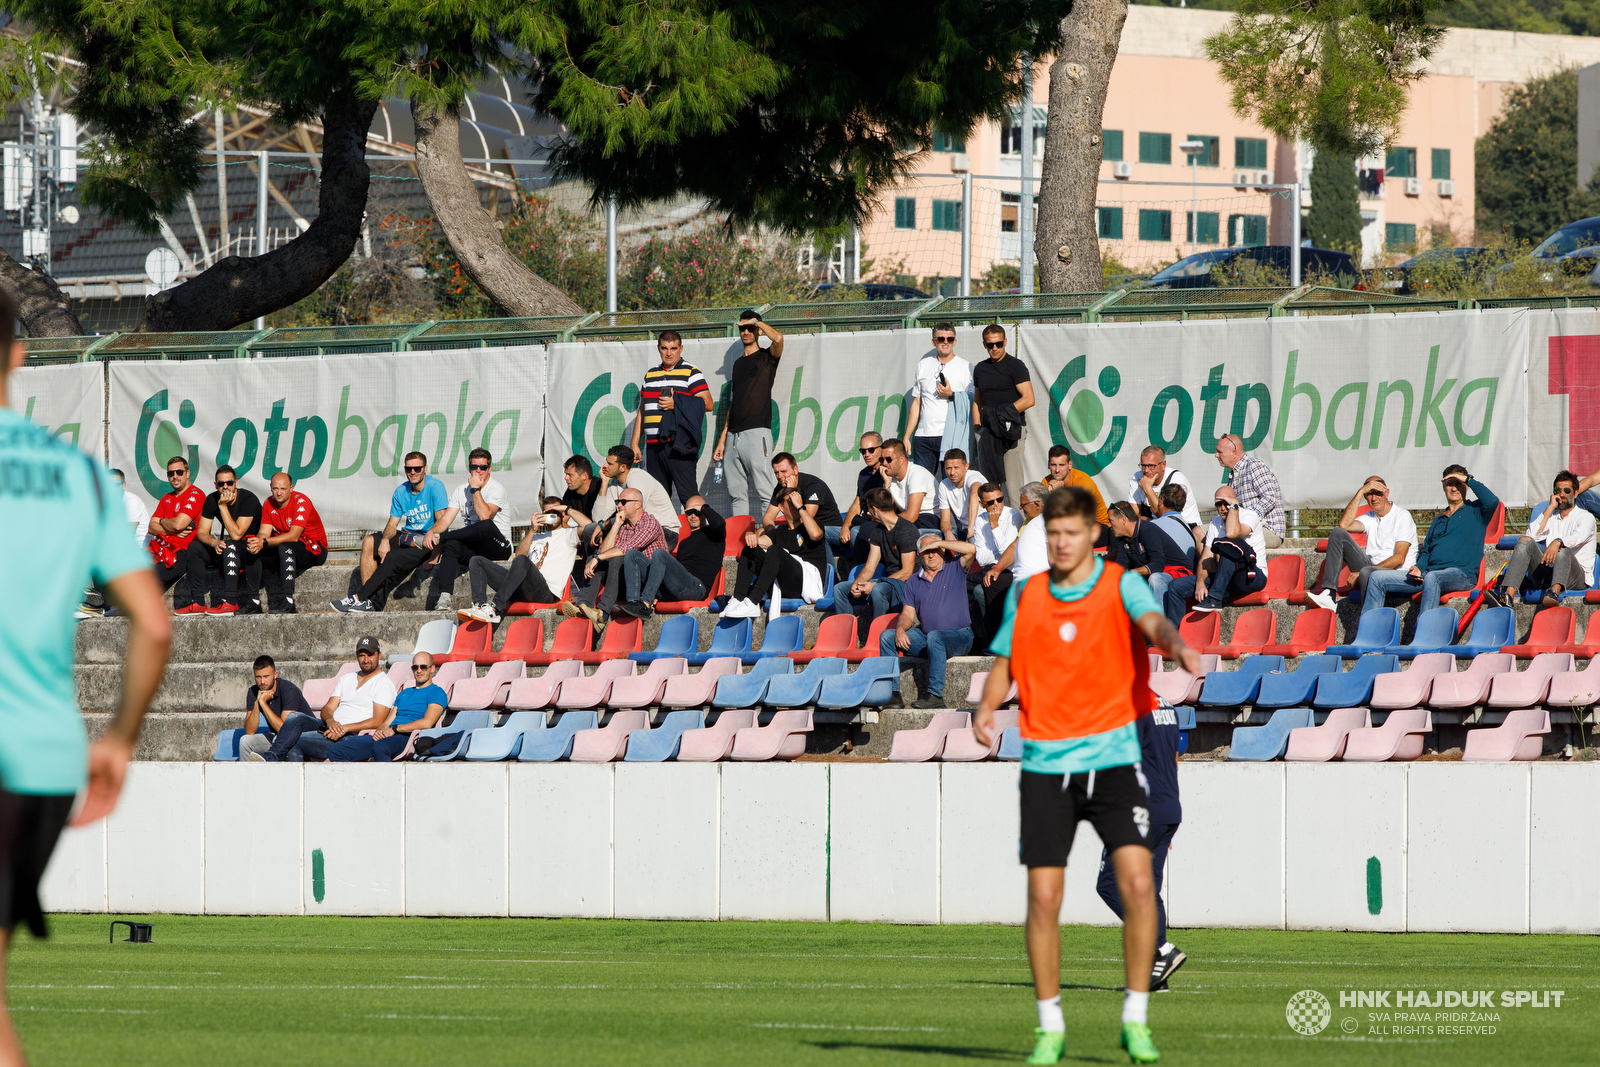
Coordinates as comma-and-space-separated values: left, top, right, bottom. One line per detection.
1556, 612, 1600, 657
434, 620, 491, 663
504, 660, 584, 709
1384, 607, 1459, 657
1234, 554, 1305, 605
1324, 608, 1401, 657
1485, 653, 1573, 706
685, 618, 753, 665
448, 660, 524, 710
789, 614, 858, 663
1342, 710, 1434, 762
1455, 607, 1517, 656
730, 710, 813, 760
1369, 652, 1454, 709
677, 709, 756, 761
1146, 654, 1220, 705
555, 660, 638, 709
477, 618, 543, 663
525, 618, 593, 664
1253, 655, 1339, 708
622, 710, 706, 761
1429, 653, 1515, 708
940, 708, 1019, 761
517, 710, 598, 761
1501, 607, 1575, 658
710, 657, 793, 708
887, 711, 972, 762
661, 657, 741, 707
1261, 607, 1336, 657
1546, 659, 1600, 706
577, 617, 644, 663
1228, 707, 1314, 761
462, 711, 548, 761
608, 658, 689, 708
1311, 654, 1398, 709
1462, 709, 1550, 761
765, 658, 849, 707
1204, 608, 1275, 658
1197, 656, 1284, 707
569, 710, 649, 761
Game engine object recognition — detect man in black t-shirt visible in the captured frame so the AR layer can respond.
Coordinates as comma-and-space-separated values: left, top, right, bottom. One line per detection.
762, 452, 843, 544
724, 482, 830, 617
839, 431, 885, 562
620, 495, 727, 616
714, 310, 786, 516
236, 654, 315, 760
971, 324, 1036, 506
830, 487, 919, 638
189, 465, 263, 615
560, 455, 601, 518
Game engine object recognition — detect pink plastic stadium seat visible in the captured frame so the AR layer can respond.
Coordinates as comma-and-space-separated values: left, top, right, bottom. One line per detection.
568, 710, 650, 762
1284, 707, 1371, 762
1342, 709, 1434, 762
1501, 607, 1576, 659
1428, 653, 1515, 708
448, 660, 526, 710
940, 708, 1020, 761
676, 709, 757, 761
555, 660, 637, 709
1463, 709, 1550, 761
1205, 607, 1276, 658
887, 711, 972, 762
387, 659, 416, 692
730, 710, 813, 761
660, 658, 742, 708
430, 661, 476, 700
1147, 654, 1222, 705
608, 658, 689, 708
504, 660, 585, 710
1369, 652, 1454, 710
1262, 608, 1337, 657
1545, 657, 1600, 708
963, 671, 1018, 706
1485, 653, 1573, 707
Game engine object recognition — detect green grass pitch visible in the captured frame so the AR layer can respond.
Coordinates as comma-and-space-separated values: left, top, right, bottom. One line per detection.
8, 915, 1590, 1065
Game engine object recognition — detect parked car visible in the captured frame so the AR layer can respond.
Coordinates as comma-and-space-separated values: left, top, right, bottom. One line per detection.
1142, 245, 1359, 290
811, 282, 931, 300
1379, 248, 1512, 294
1500, 217, 1600, 286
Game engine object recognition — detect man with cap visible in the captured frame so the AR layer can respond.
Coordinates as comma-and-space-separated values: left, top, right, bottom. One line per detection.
1160, 485, 1268, 623
248, 636, 397, 761
713, 309, 786, 516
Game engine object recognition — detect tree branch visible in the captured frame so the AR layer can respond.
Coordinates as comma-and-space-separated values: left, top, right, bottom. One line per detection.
0, 247, 85, 336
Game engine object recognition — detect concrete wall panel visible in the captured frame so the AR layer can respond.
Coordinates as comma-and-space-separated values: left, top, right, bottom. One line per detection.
1058, 820, 1118, 927
40, 821, 106, 914
107, 762, 205, 914
614, 762, 720, 920
303, 764, 405, 915
719, 763, 827, 921
404, 763, 508, 917
1529, 764, 1600, 934
1167, 762, 1284, 929
509, 764, 613, 918
939, 764, 1025, 924
1285, 764, 1406, 932
830, 764, 939, 923
1408, 763, 1528, 933
203, 763, 303, 915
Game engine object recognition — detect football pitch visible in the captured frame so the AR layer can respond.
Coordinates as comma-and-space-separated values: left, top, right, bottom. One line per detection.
8, 915, 1590, 1065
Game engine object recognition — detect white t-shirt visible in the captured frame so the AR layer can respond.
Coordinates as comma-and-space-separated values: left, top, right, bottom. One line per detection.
888, 464, 938, 517
1011, 515, 1048, 581
973, 505, 1023, 567
1533, 504, 1598, 587
1128, 466, 1201, 527
527, 519, 581, 593
330, 670, 399, 727
123, 489, 151, 550
1204, 505, 1267, 563
1358, 506, 1419, 570
937, 469, 986, 525
449, 477, 513, 542
912, 354, 973, 437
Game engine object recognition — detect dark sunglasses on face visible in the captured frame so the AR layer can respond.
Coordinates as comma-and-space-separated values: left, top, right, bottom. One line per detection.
215, 480, 235, 487
166, 469, 185, 479
1556, 487, 1574, 495
411, 664, 433, 672
1214, 501, 1231, 509
981, 497, 1004, 506
983, 341, 1005, 349
934, 335, 955, 343
405, 465, 425, 474
469, 463, 490, 472
859, 446, 878, 455
738, 324, 758, 333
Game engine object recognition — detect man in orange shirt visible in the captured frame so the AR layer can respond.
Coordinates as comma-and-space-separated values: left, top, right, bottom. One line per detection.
1043, 445, 1111, 546
974, 486, 1200, 1066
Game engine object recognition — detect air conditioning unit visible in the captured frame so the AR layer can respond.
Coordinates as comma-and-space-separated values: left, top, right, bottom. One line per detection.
1233, 170, 1252, 189
1437, 179, 1455, 197
1404, 177, 1422, 196
1113, 161, 1132, 179
1254, 170, 1274, 188
949, 152, 970, 173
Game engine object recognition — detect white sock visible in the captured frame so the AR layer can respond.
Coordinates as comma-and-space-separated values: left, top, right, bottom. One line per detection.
1036, 995, 1064, 1033
1122, 989, 1149, 1025
1159, 941, 1175, 955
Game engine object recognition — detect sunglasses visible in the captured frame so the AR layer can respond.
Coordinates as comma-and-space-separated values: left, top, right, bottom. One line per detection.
738, 324, 758, 332
405, 465, 425, 474
859, 446, 879, 455
1364, 488, 1385, 496
411, 664, 434, 672
983, 341, 1005, 350
1213, 501, 1231, 509
166, 469, 186, 478
1556, 487, 1575, 495
215, 479, 235, 487
469, 463, 490, 472
933, 335, 955, 343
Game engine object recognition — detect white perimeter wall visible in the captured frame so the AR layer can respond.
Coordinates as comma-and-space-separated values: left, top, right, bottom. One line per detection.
40, 761, 1600, 934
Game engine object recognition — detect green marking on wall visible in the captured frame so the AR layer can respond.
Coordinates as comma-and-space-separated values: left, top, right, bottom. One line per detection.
1365, 856, 1382, 915
312, 848, 326, 904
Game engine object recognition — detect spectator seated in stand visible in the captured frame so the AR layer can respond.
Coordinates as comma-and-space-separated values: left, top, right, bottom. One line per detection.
579, 486, 667, 624
831, 487, 918, 635
881, 535, 977, 708
1041, 444, 1111, 547
937, 449, 986, 541
1305, 475, 1417, 616
325, 654, 447, 762
836, 432, 884, 560
237, 655, 314, 761
149, 455, 207, 615
968, 483, 1022, 645
250, 473, 328, 615
424, 447, 514, 614
723, 475, 830, 617
759, 452, 843, 554
1213, 432, 1285, 548
248, 637, 396, 761
1129, 444, 1200, 526
567, 445, 681, 626
189, 464, 263, 615
333, 452, 451, 613
1363, 464, 1499, 614
1499, 470, 1596, 607
642, 496, 726, 609
876, 438, 941, 531
1107, 500, 1182, 604
1161, 486, 1269, 623
459, 497, 581, 624
978, 481, 1048, 652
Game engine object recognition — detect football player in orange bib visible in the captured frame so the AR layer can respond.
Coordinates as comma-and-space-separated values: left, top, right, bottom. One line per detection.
974, 486, 1201, 1065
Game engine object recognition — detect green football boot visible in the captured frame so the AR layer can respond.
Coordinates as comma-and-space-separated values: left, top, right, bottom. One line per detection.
1120, 1021, 1160, 1063
1025, 1028, 1065, 1064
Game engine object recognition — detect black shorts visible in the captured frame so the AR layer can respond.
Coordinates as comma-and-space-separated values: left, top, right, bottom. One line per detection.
0, 791, 75, 938
1019, 764, 1153, 868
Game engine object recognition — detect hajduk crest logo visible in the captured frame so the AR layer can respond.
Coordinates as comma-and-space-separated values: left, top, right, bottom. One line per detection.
1286, 990, 1333, 1035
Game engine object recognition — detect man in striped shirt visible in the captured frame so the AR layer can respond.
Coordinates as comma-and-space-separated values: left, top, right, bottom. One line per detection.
629, 330, 711, 509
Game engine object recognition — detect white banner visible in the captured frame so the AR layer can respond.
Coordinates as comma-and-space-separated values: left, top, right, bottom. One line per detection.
1523, 307, 1600, 498
7, 361, 106, 459
106, 349, 546, 536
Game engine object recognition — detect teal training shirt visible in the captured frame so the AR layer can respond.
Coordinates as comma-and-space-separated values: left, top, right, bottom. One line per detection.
0, 411, 149, 794
990, 557, 1160, 775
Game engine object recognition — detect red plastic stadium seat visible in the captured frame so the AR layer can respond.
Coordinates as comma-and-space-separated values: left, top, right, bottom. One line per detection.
1172, 611, 1221, 659
1315, 509, 1371, 552
1556, 612, 1600, 658
525, 617, 593, 665
577, 616, 644, 664
1236, 555, 1305, 605
722, 515, 756, 557
1484, 502, 1506, 545
475, 617, 543, 664
1262, 608, 1337, 657
1502, 605, 1576, 659
506, 577, 572, 615
841, 614, 899, 663
1204, 607, 1276, 659
433, 619, 491, 663
657, 568, 726, 613
790, 613, 859, 663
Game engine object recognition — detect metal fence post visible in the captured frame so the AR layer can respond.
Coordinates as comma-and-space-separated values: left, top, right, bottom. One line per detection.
1291, 183, 1302, 286
960, 171, 972, 297
255, 149, 269, 330
1019, 56, 1034, 297
605, 198, 618, 314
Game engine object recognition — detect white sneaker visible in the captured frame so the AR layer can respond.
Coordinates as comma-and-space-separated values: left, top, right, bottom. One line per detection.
434, 593, 453, 612
245, 751, 267, 763
457, 603, 501, 625
1306, 589, 1336, 611
725, 597, 759, 618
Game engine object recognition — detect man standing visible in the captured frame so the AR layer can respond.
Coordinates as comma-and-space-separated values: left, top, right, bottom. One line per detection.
0, 303, 171, 1064
1107, 501, 1180, 605
425, 447, 513, 612
972, 324, 1035, 505
1365, 466, 1499, 614
1161, 486, 1268, 622
761, 452, 842, 546
1305, 476, 1417, 614
839, 432, 886, 559
905, 322, 974, 474
879, 438, 939, 530
973, 486, 1199, 1066
189, 464, 262, 616
237, 655, 314, 761
883, 535, 977, 708
1502, 471, 1595, 607
937, 449, 986, 541
1128, 446, 1199, 526
630, 329, 711, 507
253, 636, 396, 761
334, 452, 451, 612
149, 455, 207, 615
461, 497, 582, 624
251, 472, 328, 615
1213, 433, 1284, 547
714, 310, 785, 516
326, 653, 447, 762
831, 487, 919, 632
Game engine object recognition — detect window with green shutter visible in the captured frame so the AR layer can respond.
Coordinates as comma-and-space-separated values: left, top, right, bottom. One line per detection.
894, 198, 916, 230
1187, 211, 1219, 244
1235, 138, 1268, 169
932, 200, 962, 232
1098, 206, 1123, 239
1139, 132, 1171, 164
1102, 130, 1123, 162
1386, 222, 1417, 250
1185, 135, 1220, 167
1385, 147, 1417, 178
1138, 209, 1172, 242
932, 131, 966, 153
1431, 148, 1451, 180
1227, 214, 1267, 246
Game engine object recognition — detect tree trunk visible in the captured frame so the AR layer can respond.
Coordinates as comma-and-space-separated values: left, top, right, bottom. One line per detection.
411, 99, 583, 317
139, 85, 379, 332
1035, 0, 1130, 293
0, 248, 85, 336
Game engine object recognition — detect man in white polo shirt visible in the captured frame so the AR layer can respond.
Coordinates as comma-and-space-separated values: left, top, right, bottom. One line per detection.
252, 636, 397, 761
1307, 475, 1417, 612
1128, 445, 1200, 526
937, 448, 986, 541
1502, 470, 1597, 607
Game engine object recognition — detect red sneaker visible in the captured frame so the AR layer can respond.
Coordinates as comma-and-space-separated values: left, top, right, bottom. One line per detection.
208, 603, 238, 616
173, 603, 207, 616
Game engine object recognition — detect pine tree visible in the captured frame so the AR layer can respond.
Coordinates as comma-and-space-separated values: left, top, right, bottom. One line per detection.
1306, 147, 1363, 253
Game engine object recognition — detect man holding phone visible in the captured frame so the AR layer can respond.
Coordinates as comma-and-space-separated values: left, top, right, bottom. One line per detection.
905, 321, 975, 475
630, 329, 711, 509
460, 496, 582, 624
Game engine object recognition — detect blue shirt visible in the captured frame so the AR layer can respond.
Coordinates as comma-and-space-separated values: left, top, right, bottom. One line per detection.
393, 684, 446, 727
0, 411, 149, 793
390, 476, 449, 533
1414, 479, 1499, 575
903, 561, 971, 632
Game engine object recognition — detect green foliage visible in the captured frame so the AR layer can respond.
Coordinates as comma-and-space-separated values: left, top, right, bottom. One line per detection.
1204, 0, 1448, 156
1431, 0, 1600, 35
621, 229, 800, 310
1306, 147, 1364, 253
1476, 67, 1600, 244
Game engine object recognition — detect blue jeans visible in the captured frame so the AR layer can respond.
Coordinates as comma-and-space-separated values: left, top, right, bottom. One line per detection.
1577, 488, 1600, 524
1147, 571, 1173, 606
262, 712, 324, 762
912, 435, 942, 474
624, 548, 706, 604
823, 525, 842, 551
1097, 820, 1179, 946
833, 575, 906, 621
1161, 553, 1265, 623
880, 625, 973, 698
325, 734, 378, 761
1362, 566, 1473, 616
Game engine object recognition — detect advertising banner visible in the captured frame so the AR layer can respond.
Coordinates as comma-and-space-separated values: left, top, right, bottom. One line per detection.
1523, 307, 1600, 499
7, 361, 106, 459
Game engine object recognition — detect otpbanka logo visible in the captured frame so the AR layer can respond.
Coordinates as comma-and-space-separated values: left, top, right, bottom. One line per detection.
1286, 990, 1332, 1035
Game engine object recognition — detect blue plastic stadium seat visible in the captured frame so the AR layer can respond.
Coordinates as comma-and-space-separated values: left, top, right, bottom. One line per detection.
1252, 654, 1340, 708
815, 656, 901, 709
213, 728, 245, 761
764, 657, 850, 707
1228, 707, 1315, 761
685, 618, 753, 666
1455, 606, 1516, 657
415, 710, 494, 761
622, 710, 707, 761
747, 615, 804, 663
516, 710, 599, 762
462, 711, 548, 761
1311, 654, 1399, 709
1324, 607, 1401, 658
1197, 655, 1286, 707
632, 615, 700, 663
997, 727, 1023, 761
1497, 502, 1546, 551
1385, 606, 1459, 658
1175, 704, 1196, 754
711, 657, 794, 708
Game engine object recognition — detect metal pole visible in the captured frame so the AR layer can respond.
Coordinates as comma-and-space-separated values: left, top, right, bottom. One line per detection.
255, 149, 269, 329
851, 226, 861, 284
214, 110, 230, 258
605, 197, 618, 314
1019, 55, 1034, 296
960, 171, 972, 297
1290, 182, 1302, 285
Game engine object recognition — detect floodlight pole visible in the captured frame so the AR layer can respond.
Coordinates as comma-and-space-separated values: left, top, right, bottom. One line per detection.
1019, 55, 1033, 296
605, 197, 618, 314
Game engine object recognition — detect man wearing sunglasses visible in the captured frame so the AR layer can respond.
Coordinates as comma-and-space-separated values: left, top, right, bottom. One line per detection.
1305, 476, 1416, 614
972, 324, 1035, 506
185, 464, 263, 616
838, 432, 885, 559
424, 447, 513, 613
713, 310, 786, 516
905, 322, 975, 475
326, 653, 447, 762
1363, 465, 1499, 616
147, 455, 207, 615
334, 451, 450, 613
1501, 470, 1595, 608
